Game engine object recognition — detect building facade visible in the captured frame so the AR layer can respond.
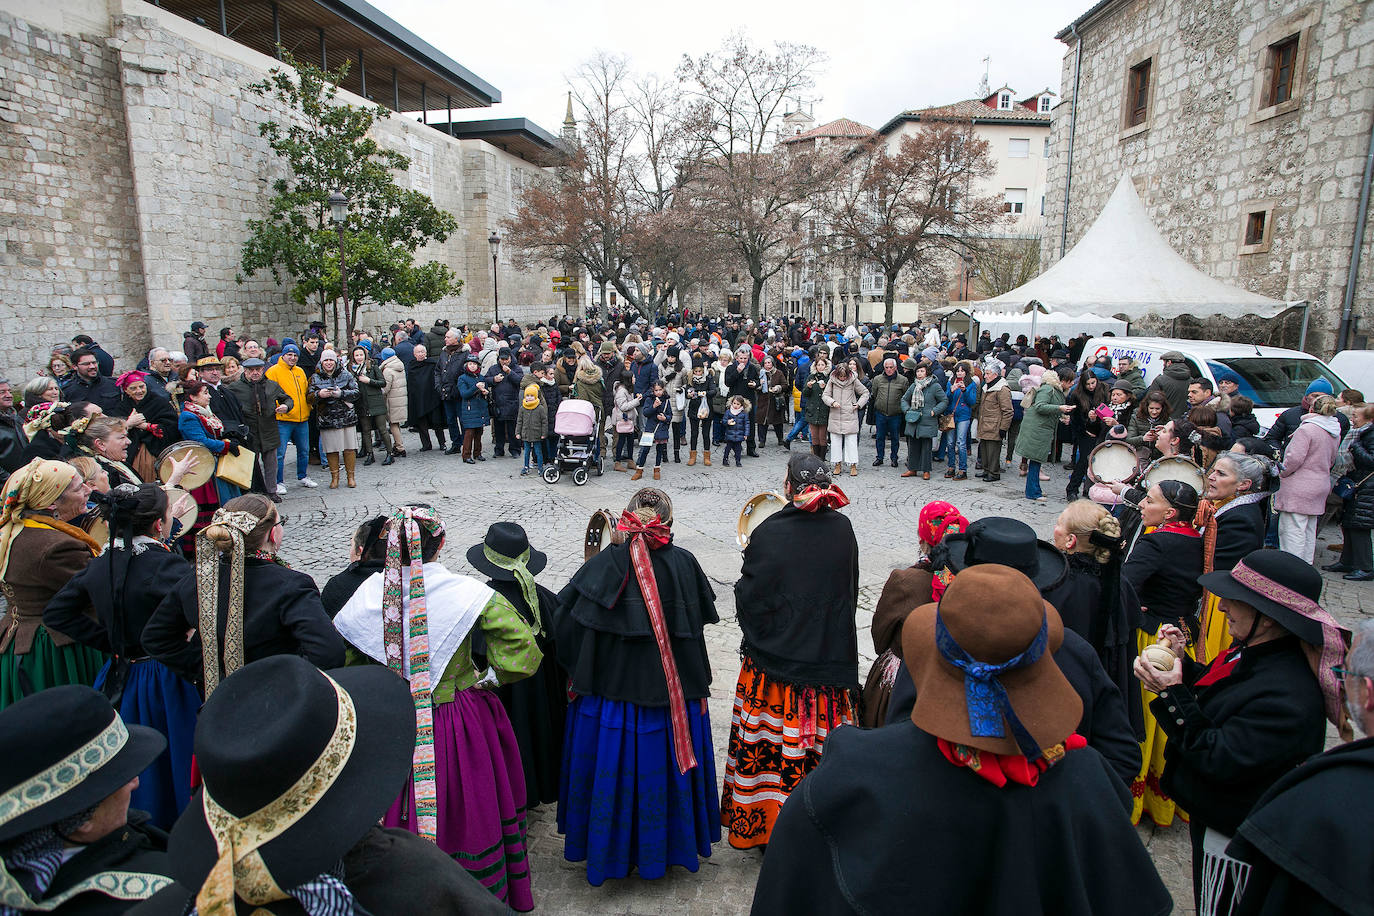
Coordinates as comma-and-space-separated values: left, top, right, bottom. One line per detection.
0, 0, 561, 376
1042, 0, 1374, 355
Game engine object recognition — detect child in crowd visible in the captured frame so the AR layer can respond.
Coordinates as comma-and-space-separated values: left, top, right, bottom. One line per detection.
632, 381, 672, 481
517, 382, 548, 476
722, 395, 751, 467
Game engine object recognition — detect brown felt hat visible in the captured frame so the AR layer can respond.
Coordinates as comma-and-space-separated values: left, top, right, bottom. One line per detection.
903, 565, 1081, 757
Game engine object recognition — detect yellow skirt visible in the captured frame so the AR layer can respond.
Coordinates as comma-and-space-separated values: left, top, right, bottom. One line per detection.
1198, 590, 1232, 665
1131, 628, 1190, 827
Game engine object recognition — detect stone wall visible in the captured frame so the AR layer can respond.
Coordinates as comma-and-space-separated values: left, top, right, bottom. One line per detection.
0, 0, 560, 377
1043, 0, 1374, 355
0, 7, 150, 376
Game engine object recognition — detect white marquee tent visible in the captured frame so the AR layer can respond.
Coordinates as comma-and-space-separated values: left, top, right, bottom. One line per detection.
977, 175, 1308, 343
971, 307, 1126, 340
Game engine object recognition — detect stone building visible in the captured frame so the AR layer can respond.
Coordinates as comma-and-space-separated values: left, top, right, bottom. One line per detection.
0, 0, 562, 376
1042, 0, 1374, 355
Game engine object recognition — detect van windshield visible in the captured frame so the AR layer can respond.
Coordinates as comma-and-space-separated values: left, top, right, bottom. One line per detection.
1207, 358, 1344, 409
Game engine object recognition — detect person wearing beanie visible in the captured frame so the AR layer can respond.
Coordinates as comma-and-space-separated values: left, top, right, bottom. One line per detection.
515, 381, 547, 475
308, 348, 361, 488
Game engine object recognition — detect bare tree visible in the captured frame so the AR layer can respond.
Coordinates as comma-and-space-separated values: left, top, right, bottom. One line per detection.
677, 35, 836, 319
973, 233, 1041, 298
828, 123, 1004, 328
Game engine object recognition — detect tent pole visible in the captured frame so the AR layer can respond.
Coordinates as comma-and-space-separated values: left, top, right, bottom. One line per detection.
1299, 304, 1310, 352
1171, 317, 1177, 338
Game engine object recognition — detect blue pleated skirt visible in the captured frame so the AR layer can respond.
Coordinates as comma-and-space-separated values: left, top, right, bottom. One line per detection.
96, 658, 200, 830
557, 694, 719, 886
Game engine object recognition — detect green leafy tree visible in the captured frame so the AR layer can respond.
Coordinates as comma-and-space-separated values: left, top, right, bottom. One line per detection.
239, 51, 461, 341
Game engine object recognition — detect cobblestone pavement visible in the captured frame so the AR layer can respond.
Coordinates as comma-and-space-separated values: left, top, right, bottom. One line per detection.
276, 432, 1370, 915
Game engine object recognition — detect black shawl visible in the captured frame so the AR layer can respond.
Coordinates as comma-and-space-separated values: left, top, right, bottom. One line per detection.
405, 359, 443, 424
734, 502, 859, 690
751, 721, 1172, 916
554, 540, 717, 706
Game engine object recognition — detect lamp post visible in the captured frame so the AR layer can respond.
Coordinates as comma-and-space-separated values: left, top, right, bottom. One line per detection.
328, 191, 351, 337
488, 231, 501, 327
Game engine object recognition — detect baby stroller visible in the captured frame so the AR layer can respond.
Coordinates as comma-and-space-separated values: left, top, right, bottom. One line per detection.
544, 399, 602, 485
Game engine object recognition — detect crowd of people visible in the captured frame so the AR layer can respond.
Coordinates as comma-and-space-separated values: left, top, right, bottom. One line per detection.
0, 311, 1369, 915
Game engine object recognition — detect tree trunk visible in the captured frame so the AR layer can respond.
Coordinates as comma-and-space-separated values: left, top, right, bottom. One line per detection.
884, 270, 899, 329
750, 276, 764, 320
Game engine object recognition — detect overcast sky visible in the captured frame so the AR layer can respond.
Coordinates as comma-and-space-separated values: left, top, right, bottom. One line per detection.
373, 0, 1092, 133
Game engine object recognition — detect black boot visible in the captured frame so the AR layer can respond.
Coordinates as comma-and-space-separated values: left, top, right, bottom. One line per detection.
362, 450, 376, 467
381, 449, 394, 466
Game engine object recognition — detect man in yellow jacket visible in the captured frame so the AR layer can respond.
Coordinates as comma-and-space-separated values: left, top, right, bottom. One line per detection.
266, 344, 318, 492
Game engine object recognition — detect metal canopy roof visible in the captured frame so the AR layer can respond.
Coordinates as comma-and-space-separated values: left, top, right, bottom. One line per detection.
429, 118, 565, 164
149, 0, 499, 112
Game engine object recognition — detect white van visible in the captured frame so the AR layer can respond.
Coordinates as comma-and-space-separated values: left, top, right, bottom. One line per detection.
1328, 351, 1374, 401
1075, 337, 1346, 433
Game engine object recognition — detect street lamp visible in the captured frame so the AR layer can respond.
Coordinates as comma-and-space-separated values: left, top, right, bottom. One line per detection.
488, 231, 501, 327
328, 190, 351, 332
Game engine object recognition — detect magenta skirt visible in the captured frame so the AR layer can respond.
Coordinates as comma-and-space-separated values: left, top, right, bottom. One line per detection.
383, 687, 533, 912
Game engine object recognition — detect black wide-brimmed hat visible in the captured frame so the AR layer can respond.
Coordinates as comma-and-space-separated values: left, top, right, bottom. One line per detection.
467, 521, 547, 581
0, 685, 166, 842
167, 656, 414, 902
1198, 548, 1331, 646
944, 517, 1068, 592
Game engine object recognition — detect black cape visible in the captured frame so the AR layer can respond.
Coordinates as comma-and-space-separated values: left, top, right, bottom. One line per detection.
129, 826, 509, 915
42, 812, 172, 914
751, 721, 1171, 916
887, 627, 1142, 788
554, 539, 717, 706
734, 503, 859, 689
405, 359, 444, 426
1229, 736, 1374, 916
320, 559, 384, 618
478, 578, 567, 807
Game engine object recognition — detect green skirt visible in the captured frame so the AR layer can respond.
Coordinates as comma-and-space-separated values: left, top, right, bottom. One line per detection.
0, 627, 107, 711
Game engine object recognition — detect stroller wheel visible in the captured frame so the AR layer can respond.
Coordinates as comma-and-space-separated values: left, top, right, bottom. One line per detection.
572, 467, 589, 486
542, 466, 561, 484
594, 457, 604, 476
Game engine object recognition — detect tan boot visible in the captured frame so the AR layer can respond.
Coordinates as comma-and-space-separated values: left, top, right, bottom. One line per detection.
653, 467, 661, 480
327, 453, 340, 489
849, 463, 859, 477
630, 467, 643, 481
833, 463, 842, 475
703, 450, 712, 466
687, 450, 697, 466
613, 461, 626, 472
344, 449, 357, 488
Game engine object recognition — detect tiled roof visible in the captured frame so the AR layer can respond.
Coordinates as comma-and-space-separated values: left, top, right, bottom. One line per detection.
781, 117, 876, 143
878, 99, 1051, 134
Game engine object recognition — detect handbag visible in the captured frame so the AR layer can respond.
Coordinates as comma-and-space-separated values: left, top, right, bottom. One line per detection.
937, 413, 956, 432
1334, 470, 1374, 499
905, 408, 921, 424
615, 412, 635, 433
638, 431, 656, 448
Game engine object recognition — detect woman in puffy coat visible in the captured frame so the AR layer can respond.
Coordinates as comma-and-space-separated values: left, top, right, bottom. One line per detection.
455, 354, 491, 463
348, 345, 390, 467
802, 355, 831, 460
307, 349, 360, 488
1274, 393, 1340, 563
1330, 403, 1374, 580
379, 347, 408, 458
756, 356, 788, 446
822, 359, 869, 478
899, 361, 948, 480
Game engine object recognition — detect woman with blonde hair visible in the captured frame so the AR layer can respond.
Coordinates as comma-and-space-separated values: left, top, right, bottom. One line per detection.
1049, 499, 1142, 739
0, 459, 102, 708
1275, 392, 1341, 563
142, 493, 344, 695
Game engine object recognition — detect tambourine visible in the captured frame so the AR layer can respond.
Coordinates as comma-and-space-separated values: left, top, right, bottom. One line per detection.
81, 514, 109, 551
584, 509, 624, 561
737, 491, 787, 549
157, 441, 214, 490
1087, 440, 1142, 485
1140, 455, 1206, 496
161, 485, 200, 536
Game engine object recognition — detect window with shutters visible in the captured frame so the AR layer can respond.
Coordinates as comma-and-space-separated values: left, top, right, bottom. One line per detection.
1249, 14, 1313, 124
1118, 44, 1160, 140
1126, 61, 1151, 127
1239, 202, 1275, 255
1003, 189, 1026, 215
1268, 36, 1299, 105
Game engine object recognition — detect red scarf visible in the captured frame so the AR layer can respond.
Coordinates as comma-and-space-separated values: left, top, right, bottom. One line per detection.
1194, 646, 1243, 687
792, 484, 850, 512
1155, 522, 1201, 537
615, 510, 696, 774
937, 733, 1086, 788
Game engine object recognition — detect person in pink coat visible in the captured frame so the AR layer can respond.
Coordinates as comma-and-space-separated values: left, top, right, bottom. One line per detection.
1274, 393, 1341, 563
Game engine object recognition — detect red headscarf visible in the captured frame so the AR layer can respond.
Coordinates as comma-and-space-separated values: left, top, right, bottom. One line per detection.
919, 501, 967, 601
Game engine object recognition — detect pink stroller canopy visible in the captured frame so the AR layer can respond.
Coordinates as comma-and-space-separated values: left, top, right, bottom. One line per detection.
555, 399, 597, 436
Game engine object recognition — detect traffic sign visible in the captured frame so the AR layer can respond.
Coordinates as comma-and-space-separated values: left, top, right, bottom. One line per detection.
553, 276, 575, 283
554, 284, 580, 292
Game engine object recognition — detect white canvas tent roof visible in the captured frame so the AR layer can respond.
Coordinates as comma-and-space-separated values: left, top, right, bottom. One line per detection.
971, 309, 1126, 340
978, 175, 1305, 320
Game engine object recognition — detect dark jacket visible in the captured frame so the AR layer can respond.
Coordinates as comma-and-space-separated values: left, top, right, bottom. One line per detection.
1343, 423, 1374, 531
725, 360, 760, 403
320, 559, 384, 618
751, 721, 1171, 916
485, 361, 525, 420
434, 349, 466, 403
85, 342, 115, 377
0, 409, 27, 481
132, 826, 508, 916
207, 383, 249, 442
1123, 527, 1204, 632
1145, 362, 1192, 418
683, 371, 717, 419
641, 394, 672, 442
455, 372, 490, 428
1213, 496, 1269, 571
42, 812, 172, 914
405, 358, 444, 425
868, 371, 906, 417
1155, 636, 1327, 835
143, 557, 346, 687
306, 366, 359, 430
1229, 736, 1374, 916
888, 627, 1143, 788
224, 376, 292, 452
628, 356, 659, 397
181, 331, 209, 363
735, 503, 858, 689
348, 359, 388, 418
121, 392, 182, 459
554, 539, 717, 706
595, 355, 626, 411
45, 541, 189, 656
1231, 411, 1261, 438
1265, 403, 1350, 447
802, 370, 830, 426
61, 372, 124, 415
